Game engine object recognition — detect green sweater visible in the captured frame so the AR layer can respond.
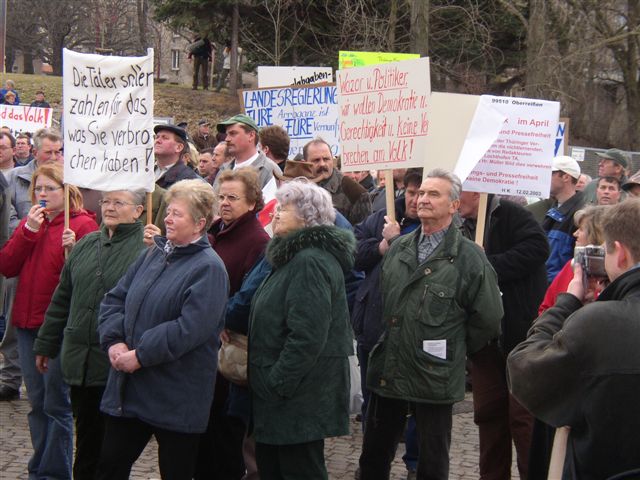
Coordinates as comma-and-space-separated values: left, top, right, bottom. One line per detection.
34, 222, 145, 387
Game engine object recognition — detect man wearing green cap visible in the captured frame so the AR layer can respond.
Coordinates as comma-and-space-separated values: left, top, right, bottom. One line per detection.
216, 114, 280, 199
582, 148, 630, 204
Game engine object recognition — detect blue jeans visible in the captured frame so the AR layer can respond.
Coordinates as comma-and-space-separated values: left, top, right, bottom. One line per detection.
17, 327, 73, 480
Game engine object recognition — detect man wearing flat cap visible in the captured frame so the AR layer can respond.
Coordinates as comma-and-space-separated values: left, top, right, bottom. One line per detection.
154, 124, 200, 189
582, 148, 630, 204
215, 114, 280, 200
192, 119, 216, 153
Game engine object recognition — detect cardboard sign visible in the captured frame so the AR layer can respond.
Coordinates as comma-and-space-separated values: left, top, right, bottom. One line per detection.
337, 57, 431, 172
457, 95, 560, 198
0, 105, 53, 134
241, 84, 339, 158
257, 66, 333, 88
63, 48, 155, 192
338, 51, 420, 69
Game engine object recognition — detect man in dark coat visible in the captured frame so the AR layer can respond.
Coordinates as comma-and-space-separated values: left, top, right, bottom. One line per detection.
153, 124, 200, 189
508, 199, 640, 479
459, 192, 549, 480
352, 170, 422, 477
188, 36, 213, 90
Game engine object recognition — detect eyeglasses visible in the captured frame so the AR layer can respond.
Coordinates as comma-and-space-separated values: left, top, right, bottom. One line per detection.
34, 186, 62, 193
98, 199, 137, 209
217, 194, 244, 202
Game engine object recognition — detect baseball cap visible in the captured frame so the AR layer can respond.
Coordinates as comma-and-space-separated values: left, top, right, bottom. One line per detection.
595, 148, 629, 169
198, 119, 210, 126
216, 114, 259, 134
552, 155, 581, 180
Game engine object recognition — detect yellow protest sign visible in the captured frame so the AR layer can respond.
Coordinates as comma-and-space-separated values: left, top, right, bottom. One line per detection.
338, 51, 420, 69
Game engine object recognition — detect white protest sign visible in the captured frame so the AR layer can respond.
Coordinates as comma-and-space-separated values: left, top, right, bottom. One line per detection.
241, 84, 339, 158
0, 105, 53, 134
458, 95, 560, 198
63, 48, 155, 192
257, 66, 333, 88
336, 57, 430, 172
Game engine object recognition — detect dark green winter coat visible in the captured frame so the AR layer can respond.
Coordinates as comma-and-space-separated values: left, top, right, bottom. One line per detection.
367, 226, 503, 404
248, 225, 355, 445
34, 222, 145, 386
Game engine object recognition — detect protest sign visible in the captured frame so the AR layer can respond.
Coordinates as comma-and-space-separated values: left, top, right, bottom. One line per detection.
555, 118, 569, 155
456, 95, 560, 199
63, 48, 155, 192
0, 105, 53, 134
338, 51, 420, 69
257, 66, 333, 88
241, 84, 339, 158
336, 57, 431, 172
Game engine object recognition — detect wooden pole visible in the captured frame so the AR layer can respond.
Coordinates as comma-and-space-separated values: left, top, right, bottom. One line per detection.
474, 193, 488, 247
63, 184, 70, 258
146, 192, 153, 225
384, 170, 396, 221
547, 426, 570, 479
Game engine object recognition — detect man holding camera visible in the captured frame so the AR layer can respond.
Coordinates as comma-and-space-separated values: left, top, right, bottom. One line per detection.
507, 199, 640, 479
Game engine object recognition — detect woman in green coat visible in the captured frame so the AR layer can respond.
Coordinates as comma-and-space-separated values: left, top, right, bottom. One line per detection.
33, 189, 146, 480
249, 180, 355, 480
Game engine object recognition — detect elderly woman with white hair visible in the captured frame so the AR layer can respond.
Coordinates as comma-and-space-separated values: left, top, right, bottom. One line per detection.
248, 179, 355, 479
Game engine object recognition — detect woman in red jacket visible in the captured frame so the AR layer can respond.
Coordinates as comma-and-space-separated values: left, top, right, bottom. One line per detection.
0, 163, 98, 480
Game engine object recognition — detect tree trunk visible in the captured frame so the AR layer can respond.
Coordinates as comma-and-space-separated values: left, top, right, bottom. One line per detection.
625, 0, 640, 150
410, 0, 429, 56
228, 1, 239, 95
22, 51, 34, 74
525, 0, 546, 98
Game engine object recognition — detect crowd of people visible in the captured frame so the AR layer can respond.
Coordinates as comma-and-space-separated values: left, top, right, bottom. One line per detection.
0, 111, 639, 480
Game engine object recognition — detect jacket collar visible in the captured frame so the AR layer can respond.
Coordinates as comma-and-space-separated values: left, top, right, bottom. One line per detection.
152, 233, 211, 257
266, 225, 355, 271
319, 169, 342, 194
99, 221, 143, 243
210, 211, 258, 240
597, 267, 640, 302
396, 224, 461, 273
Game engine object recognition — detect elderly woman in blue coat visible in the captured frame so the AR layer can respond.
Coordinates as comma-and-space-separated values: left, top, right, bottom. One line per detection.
96, 179, 229, 480
249, 180, 355, 479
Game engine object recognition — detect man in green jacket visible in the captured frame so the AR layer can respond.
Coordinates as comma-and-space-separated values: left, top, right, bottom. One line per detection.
359, 169, 503, 480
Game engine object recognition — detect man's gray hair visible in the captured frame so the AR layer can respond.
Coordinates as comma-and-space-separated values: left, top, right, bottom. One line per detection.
275, 179, 336, 227
33, 128, 62, 151
425, 168, 462, 201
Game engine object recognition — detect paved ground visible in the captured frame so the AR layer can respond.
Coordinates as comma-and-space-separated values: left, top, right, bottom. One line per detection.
0, 387, 519, 480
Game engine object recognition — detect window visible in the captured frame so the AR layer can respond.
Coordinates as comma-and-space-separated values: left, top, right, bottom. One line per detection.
171, 50, 180, 70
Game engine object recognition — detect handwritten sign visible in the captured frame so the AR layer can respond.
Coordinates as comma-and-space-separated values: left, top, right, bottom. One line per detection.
63, 48, 155, 192
337, 57, 431, 172
458, 95, 560, 198
339, 51, 420, 69
0, 105, 53, 134
241, 84, 339, 158
257, 66, 333, 88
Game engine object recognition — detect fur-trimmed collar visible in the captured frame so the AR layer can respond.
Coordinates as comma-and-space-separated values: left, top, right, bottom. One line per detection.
266, 225, 355, 271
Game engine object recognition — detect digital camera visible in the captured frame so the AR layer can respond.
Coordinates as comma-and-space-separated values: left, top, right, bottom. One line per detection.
573, 245, 607, 279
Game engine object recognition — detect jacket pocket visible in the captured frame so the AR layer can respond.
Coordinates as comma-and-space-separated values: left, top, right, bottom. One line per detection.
248, 356, 282, 402
419, 284, 455, 326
